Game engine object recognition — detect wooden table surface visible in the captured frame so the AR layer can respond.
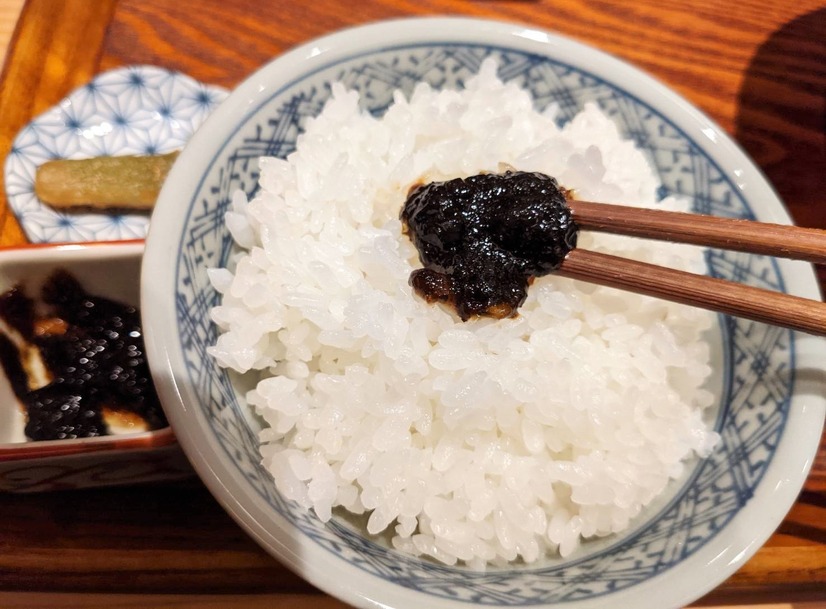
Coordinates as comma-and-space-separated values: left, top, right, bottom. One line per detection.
1, 1, 824, 608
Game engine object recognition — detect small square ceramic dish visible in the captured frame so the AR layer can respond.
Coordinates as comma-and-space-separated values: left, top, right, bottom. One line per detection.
0, 241, 190, 492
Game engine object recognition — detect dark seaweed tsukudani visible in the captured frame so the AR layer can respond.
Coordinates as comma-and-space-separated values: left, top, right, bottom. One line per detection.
401, 171, 578, 320
0, 271, 166, 441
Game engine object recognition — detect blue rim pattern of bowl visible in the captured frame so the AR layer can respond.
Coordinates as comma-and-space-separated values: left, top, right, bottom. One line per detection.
168, 43, 797, 604
4, 65, 227, 243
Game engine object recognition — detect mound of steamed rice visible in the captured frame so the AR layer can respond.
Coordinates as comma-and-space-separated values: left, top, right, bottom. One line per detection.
208, 59, 719, 568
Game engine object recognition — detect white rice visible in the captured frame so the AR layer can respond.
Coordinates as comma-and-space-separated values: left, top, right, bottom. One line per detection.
208, 59, 719, 568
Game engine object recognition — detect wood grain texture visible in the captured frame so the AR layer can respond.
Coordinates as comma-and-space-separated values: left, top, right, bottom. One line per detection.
0, 0, 25, 66
558, 249, 826, 336
1, 477, 824, 604
0, 0, 117, 246
0, 0, 824, 607
0, 595, 816, 609
570, 200, 826, 264
0, 593, 354, 609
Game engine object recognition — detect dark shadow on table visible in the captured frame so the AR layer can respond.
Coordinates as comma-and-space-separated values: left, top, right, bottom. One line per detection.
734, 8, 826, 291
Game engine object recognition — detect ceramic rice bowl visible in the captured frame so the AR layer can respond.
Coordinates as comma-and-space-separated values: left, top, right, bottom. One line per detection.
141, 17, 826, 609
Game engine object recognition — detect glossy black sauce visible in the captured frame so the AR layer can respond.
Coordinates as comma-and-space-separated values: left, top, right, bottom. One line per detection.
401, 171, 578, 320
0, 271, 166, 441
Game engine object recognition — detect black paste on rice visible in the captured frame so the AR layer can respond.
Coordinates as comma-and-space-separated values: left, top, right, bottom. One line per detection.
401, 171, 578, 320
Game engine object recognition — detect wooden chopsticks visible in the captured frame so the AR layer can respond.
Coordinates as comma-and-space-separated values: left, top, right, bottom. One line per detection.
569, 200, 826, 264
559, 200, 826, 337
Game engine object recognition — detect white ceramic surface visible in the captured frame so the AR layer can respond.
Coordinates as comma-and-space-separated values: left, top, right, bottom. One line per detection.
4, 66, 227, 243
141, 17, 826, 609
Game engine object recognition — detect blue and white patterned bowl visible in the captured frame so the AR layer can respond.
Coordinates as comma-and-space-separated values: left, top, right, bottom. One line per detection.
141, 18, 826, 609
4, 65, 227, 243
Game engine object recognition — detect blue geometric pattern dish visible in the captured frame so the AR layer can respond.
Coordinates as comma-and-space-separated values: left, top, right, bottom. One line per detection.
141, 18, 826, 609
4, 65, 227, 243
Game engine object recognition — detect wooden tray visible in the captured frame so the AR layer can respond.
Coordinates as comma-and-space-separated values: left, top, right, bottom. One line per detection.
0, 1, 823, 606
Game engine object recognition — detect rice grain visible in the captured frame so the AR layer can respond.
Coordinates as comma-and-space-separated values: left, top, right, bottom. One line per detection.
209, 59, 719, 566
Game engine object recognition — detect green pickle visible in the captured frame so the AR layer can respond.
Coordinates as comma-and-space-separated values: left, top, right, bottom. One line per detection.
34, 151, 179, 211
